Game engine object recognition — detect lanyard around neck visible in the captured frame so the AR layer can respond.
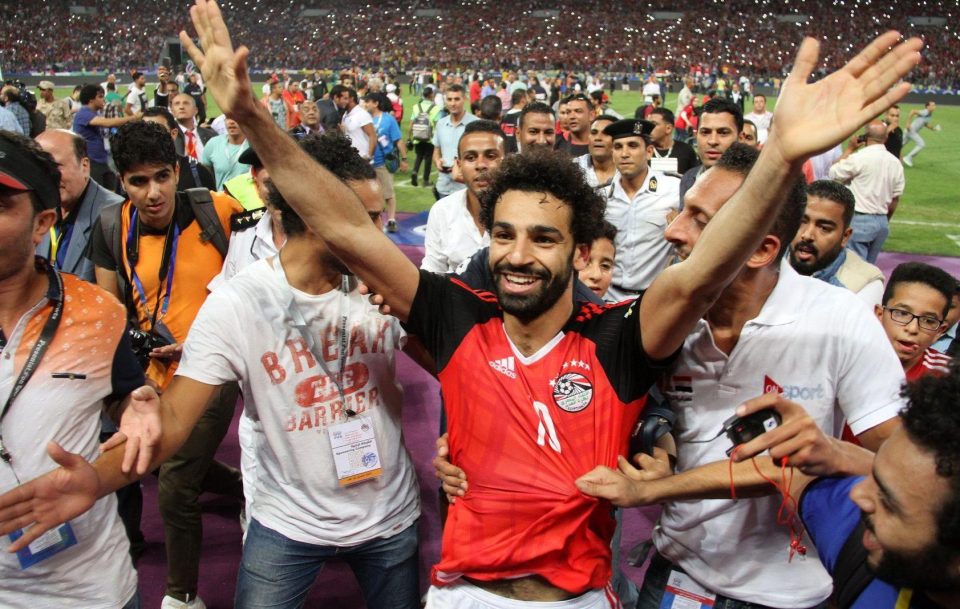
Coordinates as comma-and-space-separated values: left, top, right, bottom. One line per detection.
273, 254, 355, 415
127, 208, 181, 329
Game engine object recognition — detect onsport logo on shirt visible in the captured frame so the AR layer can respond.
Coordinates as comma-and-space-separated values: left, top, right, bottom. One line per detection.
552, 372, 593, 413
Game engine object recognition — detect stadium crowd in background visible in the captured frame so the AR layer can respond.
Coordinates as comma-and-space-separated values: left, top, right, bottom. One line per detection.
0, 1, 958, 609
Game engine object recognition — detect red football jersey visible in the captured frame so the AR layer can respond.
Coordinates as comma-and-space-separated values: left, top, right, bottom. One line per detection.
906, 348, 952, 382
407, 271, 666, 593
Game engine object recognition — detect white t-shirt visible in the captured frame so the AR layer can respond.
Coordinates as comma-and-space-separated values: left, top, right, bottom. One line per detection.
654, 266, 905, 607
743, 110, 773, 144
342, 104, 374, 159
178, 258, 420, 546
125, 85, 146, 114
421, 190, 489, 274
603, 170, 681, 297
642, 81, 661, 98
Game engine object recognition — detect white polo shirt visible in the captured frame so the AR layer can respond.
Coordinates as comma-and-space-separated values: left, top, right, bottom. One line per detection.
572, 153, 615, 189
603, 170, 680, 299
654, 265, 905, 608
421, 189, 489, 274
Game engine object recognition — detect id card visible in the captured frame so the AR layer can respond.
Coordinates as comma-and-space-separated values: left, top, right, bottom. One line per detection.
659, 570, 716, 609
328, 417, 383, 486
10, 522, 78, 569
651, 157, 679, 174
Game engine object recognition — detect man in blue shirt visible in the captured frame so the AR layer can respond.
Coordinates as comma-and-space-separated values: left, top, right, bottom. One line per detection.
72, 84, 141, 191
431, 83, 477, 200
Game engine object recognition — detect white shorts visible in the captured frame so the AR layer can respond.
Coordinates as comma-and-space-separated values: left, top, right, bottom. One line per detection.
425, 581, 621, 609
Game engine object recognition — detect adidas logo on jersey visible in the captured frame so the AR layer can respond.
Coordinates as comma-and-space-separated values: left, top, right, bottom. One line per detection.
489, 356, 517, 379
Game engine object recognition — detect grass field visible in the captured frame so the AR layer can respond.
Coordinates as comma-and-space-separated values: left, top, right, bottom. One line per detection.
55, 84, 960, 257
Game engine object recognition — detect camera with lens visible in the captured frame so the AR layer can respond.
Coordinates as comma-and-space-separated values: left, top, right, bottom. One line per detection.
128, 326, 173, 369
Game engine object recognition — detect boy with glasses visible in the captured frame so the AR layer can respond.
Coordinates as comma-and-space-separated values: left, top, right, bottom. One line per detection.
876, 262, 955, 381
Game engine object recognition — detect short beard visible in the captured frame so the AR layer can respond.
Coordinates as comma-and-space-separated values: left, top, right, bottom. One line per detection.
864, 513, 960, 592
493, 255, 573, 323
790, 240, 843, 275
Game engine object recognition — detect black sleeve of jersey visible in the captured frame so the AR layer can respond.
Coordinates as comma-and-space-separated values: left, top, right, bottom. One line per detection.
407, 269, 500, 373
108, 329, 146, 403
455, 246, 497, 294
587, 295, 678, 403
85, 213, 117, 270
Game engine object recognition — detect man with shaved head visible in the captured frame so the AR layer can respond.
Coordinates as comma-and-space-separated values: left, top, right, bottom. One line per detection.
34, 129, 124, 281
828, 120, 905, 263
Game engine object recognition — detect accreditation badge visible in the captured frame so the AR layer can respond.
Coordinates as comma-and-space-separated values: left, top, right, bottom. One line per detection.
650, 157, 678, 175
10, 522, 78, 569
328, 416, 383, 486
659, 570, 717, 609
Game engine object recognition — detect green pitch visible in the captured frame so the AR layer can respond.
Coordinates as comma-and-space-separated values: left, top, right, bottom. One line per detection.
53, 84, 959, 256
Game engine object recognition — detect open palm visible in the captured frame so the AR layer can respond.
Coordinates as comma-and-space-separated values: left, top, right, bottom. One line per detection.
771, 32, 922, 163
179, 0, 256, 119
0, 442, 98, 552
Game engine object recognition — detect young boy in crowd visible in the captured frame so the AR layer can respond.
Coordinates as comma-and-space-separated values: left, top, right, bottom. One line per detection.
876, 262, 955, 380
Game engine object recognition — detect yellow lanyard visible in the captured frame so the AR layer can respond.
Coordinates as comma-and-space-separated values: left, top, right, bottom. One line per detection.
48, 226, 62, 264
895, 588, 913, 609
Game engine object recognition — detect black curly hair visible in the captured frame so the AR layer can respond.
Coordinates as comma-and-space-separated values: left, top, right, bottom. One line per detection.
901, 363, 960, 550
478, 147, 607, 246
269, 131, 375, 237
111, 121, 177, 177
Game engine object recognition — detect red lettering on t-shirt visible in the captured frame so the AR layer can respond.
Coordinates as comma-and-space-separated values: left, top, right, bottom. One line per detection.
286, 338, 317, 374
261, 351, 286, 384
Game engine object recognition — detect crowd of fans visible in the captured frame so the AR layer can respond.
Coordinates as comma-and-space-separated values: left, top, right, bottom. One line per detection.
2, 0, 960, 88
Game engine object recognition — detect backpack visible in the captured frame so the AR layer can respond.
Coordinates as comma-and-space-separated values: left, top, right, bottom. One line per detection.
411, 101, 435, 141
99, 188, 229, 304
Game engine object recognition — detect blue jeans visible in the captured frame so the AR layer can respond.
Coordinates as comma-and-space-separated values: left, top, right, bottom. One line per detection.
847, 213, 889, 264
637, 553, 827, 609
235, 518, 420, 609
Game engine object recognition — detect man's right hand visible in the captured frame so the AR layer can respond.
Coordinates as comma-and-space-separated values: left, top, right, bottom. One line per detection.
434, 433, 467, 503
0, 442, 99, 553
179, 0, 258, 121
731, 393, 859, 477
100, 385, 162, 475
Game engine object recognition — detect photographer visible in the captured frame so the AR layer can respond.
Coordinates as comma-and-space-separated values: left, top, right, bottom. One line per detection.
86, 121, 244, 609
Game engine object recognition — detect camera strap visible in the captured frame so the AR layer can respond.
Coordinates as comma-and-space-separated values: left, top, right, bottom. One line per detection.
0, 259, 65, 464
126, 208, 181, 330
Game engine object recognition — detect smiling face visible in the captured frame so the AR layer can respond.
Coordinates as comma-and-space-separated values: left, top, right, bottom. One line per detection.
588, 118, 614, 162
488, 190, 584, 321
120, 163, 179, 229
518, 112, 556, 151
876, 282, 948, 371
457, 132, 504, 199
789, 195, 851, 275
850, 428, 960, 591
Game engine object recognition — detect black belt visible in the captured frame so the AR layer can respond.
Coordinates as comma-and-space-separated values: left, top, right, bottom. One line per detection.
853, 211, 884, 216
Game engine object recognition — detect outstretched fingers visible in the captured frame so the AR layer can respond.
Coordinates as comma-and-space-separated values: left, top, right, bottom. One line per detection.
843, 31, 905, 79
785, 37, 821, 88
856, 38, 923, 101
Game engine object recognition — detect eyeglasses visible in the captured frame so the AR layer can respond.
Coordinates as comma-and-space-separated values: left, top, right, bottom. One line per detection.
883, 307, 944, 332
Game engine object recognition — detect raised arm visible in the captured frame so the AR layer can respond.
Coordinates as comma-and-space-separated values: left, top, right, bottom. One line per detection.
179, 0, 420, 321
639, 33, 922, 359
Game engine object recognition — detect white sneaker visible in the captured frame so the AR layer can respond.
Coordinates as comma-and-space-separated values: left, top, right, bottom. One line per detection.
903, 157, 913, 167
160, 595, 207, 609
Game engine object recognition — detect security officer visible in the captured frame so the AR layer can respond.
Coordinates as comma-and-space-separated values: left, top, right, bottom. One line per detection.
601, 118, 681, 301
